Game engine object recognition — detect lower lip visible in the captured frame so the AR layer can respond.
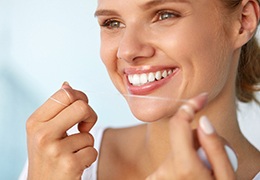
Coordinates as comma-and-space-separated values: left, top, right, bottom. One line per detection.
126, 69, 180, 95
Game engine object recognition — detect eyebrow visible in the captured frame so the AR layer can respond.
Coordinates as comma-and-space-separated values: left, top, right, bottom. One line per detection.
141, 0, 190, 10
94, 0, 190, 17
94, 9, 119, 17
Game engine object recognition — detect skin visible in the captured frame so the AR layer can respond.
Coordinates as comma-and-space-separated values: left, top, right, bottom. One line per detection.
95, 0, 260, 179
26, 0, 260, 179
97, 0, 233, 123
26, 83, 98, 180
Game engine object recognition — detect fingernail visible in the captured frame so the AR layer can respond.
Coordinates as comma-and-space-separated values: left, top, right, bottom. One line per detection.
199, 116, 214, 135
224, 145, 238, 171
198, 92, 208, 98
189, 92, 208, 109
62, 81, 71, 89
180, 104, 194, 117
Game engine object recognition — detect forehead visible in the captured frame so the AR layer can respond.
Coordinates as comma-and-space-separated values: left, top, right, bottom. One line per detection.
97, 0, 192, 9
94, 0, 226, 21
96, 0, 195, 16
95, 0, 225, 14
97, 0, 191, 3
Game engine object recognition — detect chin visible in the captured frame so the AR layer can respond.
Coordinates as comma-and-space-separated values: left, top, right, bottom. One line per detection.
126, 97, 182, 122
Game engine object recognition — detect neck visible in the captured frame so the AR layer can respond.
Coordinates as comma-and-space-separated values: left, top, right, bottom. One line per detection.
142, 89, 243, 172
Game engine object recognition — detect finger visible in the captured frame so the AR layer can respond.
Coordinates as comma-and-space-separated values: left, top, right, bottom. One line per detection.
75, 147, 98, 169
170, 93, 207, 149
170, 93, 208, 158
179, 92, 208, 121
169, 105, 197, 163
61, 133, 94, 153
30, 84, 89, 122
50, 100, 97, 136
197, 116, 237, 179
78, 110, 98, 133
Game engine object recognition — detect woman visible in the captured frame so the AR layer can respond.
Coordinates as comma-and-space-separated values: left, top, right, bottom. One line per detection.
21, 0, 260, 179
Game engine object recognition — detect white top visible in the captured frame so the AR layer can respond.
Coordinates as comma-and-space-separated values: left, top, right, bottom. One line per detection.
254, 172, 260, 180
19, 126, 260, 180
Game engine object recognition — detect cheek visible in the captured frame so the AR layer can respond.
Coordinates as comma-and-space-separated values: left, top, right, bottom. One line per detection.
186, 38, 233, 99
100, 35, 118, 72
156, 18, 232, 95
100, 38, 112, 66
100, 35, 128, 93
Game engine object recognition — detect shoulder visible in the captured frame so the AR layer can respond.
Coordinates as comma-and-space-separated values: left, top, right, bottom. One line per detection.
101, 124, 146, 153
97, 124, 146, 179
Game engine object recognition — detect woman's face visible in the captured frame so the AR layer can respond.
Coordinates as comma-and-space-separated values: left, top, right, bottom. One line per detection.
95, 0, 237, 122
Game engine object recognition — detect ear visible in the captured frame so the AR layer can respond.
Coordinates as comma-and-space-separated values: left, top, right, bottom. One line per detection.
234, 0, 260, 48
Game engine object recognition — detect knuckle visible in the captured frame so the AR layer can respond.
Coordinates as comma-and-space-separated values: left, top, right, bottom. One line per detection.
175, 162, 194, 178
61, 155, 78, 172
34, 130, 51, 148
92, 148, 98, 159
208, 136, 225, 152
45, 142, 63, 158
26, 117, 36, 134
213, 145, 225, 156
86, 147, 98, 163
85, 133, 95, 146
154, 169, 168, 179
74, 100, 90, 117
177, 168, 191, 177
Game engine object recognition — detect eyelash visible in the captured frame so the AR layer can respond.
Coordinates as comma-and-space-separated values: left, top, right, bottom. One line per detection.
100, 19, 124, 29
156, 10, 180, 21
100, 10, 180, 29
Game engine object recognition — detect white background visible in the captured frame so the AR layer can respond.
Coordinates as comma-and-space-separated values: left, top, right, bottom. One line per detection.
0, 0, 259, 179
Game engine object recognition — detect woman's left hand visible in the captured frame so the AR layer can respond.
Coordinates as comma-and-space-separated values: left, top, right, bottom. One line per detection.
146, 93, 237, 180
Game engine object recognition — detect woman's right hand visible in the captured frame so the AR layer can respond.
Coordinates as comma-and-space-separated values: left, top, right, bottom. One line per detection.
26, 82, 98, 180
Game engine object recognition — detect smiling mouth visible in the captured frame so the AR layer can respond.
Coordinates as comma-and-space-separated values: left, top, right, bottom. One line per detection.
127, 68, 178, 86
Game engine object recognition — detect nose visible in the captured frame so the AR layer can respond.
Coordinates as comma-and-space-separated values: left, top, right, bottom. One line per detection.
117, 27, 155, 63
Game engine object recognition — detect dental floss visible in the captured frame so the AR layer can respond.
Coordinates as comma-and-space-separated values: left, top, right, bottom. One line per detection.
122, 93, 189, 102
85, 90, 239, 172
49, 97, 68, 106
61, 88, 72, 101
49, 88, 72, 106
84, 90, 190, 103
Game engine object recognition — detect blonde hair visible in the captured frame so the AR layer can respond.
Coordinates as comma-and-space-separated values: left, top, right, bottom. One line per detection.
237, 37, 260, 103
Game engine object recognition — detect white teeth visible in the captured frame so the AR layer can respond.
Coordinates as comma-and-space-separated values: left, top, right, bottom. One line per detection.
128, 69, 175, 86
132, 74, 140, 86
155, 71, 162, 80
128, 74, 133, 83
140, 73, 148, 84
148, 72, 155, 82
162, 70, 167, 78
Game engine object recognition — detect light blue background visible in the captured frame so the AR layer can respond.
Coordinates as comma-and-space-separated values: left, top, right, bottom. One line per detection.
0, 0, 259, 179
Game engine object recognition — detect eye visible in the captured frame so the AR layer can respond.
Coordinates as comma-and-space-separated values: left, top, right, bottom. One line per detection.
157, 11, 179, 21
101, 19, 125, 29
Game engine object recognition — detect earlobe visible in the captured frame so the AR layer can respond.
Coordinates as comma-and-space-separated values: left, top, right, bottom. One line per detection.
235, 0, 260, 47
